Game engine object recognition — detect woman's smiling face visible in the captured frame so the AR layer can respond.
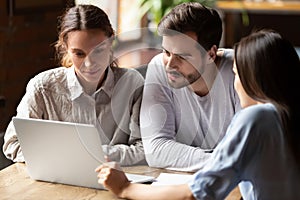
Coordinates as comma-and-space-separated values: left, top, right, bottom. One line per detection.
67, 29, 112, 85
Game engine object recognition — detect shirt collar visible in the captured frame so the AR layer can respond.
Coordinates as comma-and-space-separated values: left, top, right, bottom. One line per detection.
67, 66, 84, 100
95, 66, 114, 98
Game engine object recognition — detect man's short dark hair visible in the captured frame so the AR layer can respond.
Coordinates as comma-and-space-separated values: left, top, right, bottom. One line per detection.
158, 2, 222, 51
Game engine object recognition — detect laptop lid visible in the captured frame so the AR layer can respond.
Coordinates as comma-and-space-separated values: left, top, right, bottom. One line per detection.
12, 117, 155, 189
13, 117, 106, 189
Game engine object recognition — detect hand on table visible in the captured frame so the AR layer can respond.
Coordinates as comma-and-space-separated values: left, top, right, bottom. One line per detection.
95, 162, 130, 197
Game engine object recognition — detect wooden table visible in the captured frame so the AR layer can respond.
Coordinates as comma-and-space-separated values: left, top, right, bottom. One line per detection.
0, 163, 241, 199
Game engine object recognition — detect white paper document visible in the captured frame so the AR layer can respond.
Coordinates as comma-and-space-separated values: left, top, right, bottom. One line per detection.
151, 173, 193, 186
125, 173, 155, 183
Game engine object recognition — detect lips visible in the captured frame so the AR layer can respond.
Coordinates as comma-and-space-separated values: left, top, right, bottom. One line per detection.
85, 70, 98, 75
166, 70, 182, 81
83, 67, 101, 75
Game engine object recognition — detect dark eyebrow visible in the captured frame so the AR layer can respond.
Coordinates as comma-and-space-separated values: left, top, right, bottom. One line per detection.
70, 48, 84, 52
161, 46, 192, 57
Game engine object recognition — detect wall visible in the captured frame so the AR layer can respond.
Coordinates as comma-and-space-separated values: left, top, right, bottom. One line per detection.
222, 12, 300, 48
0, 1, 73, 132
216, 1, 300, 48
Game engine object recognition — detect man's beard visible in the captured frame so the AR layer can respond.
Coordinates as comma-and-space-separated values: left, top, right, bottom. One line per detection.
166, 70, 201, 89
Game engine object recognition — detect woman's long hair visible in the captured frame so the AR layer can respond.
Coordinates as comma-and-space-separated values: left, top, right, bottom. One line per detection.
234, 29, 300, 167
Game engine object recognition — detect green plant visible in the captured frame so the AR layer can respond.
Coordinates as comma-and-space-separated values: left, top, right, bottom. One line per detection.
138, 0, 217, 26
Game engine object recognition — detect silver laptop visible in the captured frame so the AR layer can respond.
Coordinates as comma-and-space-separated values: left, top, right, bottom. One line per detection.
13, 117, 154, 189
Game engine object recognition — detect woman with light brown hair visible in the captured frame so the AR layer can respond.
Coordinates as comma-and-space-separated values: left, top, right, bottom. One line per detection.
4, 4, 146, 166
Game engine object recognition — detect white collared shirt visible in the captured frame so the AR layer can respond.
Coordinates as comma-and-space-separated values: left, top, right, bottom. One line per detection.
3, 66, 146, 166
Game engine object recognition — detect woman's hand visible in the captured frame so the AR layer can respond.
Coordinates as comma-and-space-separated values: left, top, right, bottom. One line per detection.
95, 162, 130, 198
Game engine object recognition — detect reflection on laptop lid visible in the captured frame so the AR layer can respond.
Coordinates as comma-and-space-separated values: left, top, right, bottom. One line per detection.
13, 117, 155, 189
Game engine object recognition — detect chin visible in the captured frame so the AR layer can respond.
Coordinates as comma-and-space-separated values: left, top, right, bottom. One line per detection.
84, 76, 100, 83
167, 80, 187, 89
167, 72, 192, 87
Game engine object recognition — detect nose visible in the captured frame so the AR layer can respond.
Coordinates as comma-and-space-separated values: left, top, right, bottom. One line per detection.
165, 53, 178, 70
84, 55, 92, 68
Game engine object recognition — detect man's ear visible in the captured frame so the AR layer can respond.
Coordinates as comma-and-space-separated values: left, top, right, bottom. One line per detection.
206, 45, 217, 64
